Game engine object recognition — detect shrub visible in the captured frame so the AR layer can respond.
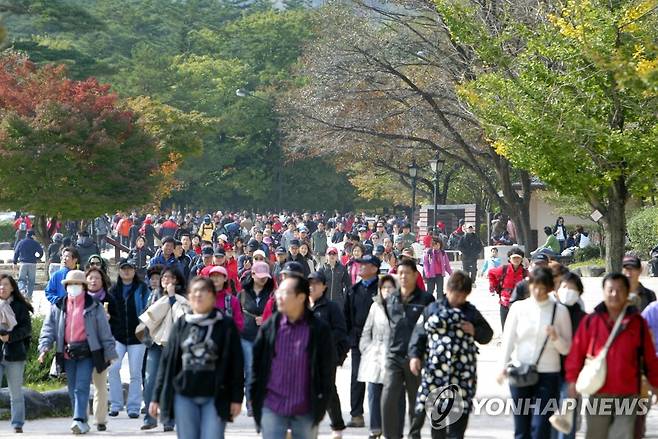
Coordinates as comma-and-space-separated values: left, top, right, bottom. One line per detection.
24, 316, 64, 387
0, 220, 14, 243
627, 207, 658, 257
574, 245, 604, 262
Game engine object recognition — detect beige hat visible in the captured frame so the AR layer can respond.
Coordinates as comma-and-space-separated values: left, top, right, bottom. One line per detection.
61, 270, 88, 286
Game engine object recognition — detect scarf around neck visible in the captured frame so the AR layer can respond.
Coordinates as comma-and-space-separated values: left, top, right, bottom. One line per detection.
0, 296, 17, 332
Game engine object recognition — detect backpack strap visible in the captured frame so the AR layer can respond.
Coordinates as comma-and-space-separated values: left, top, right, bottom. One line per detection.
534, 303, 557, 365
497, 265, 509, 295
224, 294, 233, 317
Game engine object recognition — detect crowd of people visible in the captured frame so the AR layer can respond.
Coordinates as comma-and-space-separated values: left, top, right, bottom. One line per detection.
1, 210, 658, 439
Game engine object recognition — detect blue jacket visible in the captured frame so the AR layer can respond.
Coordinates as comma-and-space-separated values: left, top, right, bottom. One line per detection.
45, 267, 70, 304
148, 252, 183, 273
13, 237, 44, 264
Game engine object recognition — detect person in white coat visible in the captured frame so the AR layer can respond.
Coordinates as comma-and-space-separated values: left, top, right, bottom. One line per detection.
358, 275, 402, 439
497, 267, 572, 439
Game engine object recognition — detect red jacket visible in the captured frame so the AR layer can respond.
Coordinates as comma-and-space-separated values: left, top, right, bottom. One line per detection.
565, 304, 658, 395
488, 264, 526, 307
215, 288, 244, 332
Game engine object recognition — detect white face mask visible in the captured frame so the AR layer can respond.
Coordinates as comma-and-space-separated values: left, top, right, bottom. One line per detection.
67, 285, 84, 297
558, 287, 580, 306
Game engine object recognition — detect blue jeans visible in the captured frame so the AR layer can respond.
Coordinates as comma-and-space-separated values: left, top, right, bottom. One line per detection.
174, 394, 225, 439
109, 341, 146, 414
17, 263, 37, 300
261, 406, 318, 439
64, 357, 94, 422
240, 338, 253, 402
0, 360, 25, 428
142, 345, 175, 427
509, 372, 561, 439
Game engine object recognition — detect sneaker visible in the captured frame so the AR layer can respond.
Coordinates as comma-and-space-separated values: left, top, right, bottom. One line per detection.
332, 430, 343, 438
128, 412, 140, 419
141, 423, 157, 431
70, 421, 86, 435
80, 423, 90, 434
346, 416, 365, 428
97, 424, 106, 432
108, 411, 119, 417
13, 427, 23, 433
163, 425, 174, 432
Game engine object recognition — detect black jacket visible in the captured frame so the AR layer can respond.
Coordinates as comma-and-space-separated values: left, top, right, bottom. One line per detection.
311, 294, 349, 365
287, 253, 311, 277
0, 299, 32, 362
408, 298, 492, 359
153, 310, 244, 422
127, 247, 154, 271
76, 237, 100, 267
318, 262, 351, 310
251, 310, 336, 429
344, 277, 379, 347
386, 287, 435, 359
239, 277, 275, 342
108, 279, 149, 345
458, 232, 483, 260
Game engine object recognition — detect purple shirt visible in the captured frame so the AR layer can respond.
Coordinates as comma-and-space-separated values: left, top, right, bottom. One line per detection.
642, 301, 658, 353
264, 315, 311, 416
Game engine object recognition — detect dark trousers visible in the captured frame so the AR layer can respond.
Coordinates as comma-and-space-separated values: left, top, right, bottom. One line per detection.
327, 382, 346, 431
462, 258, 477, 282
425, 276, 445, 301
350, 347, 365, 417
509, 372, 561, 439
431, 412, 469, 439
382, 356, 423, 439
500, 305, 510, 330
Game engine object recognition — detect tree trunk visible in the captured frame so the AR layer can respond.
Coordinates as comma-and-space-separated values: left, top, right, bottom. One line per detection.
34, 215, 51, 246
603, 178, 627, 273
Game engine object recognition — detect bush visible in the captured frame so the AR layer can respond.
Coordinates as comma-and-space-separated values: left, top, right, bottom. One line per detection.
0, 220, 14, 243
24, 316, 64, 387
627, 207, 658, 257
574, 245, 604, 262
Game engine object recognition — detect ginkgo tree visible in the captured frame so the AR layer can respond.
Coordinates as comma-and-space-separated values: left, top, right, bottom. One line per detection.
451, 0, 658, 271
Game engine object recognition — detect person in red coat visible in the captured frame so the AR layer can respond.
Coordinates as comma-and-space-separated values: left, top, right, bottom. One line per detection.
488, 248, 527, 329
565, 273, 658, 439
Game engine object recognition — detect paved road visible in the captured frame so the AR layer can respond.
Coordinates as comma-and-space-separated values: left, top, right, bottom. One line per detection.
3, 271, 658, 437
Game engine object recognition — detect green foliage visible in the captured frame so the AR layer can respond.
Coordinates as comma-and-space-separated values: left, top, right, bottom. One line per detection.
24, 316, 64, 386
0, 221, 14, 242
574, 245, 605, 262
627, 207, 658, 257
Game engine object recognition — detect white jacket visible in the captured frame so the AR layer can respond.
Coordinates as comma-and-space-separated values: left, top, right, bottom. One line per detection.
358, 300, 390, 384
137, 294, 189, 346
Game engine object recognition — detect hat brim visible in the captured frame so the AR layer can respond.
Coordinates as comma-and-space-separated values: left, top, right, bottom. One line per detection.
119, 264, 136, 269
61, 279, 88, 286
253, 272, 272, 279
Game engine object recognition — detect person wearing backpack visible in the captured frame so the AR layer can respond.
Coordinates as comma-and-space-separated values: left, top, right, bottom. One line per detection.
497, 267, 572, 439
488, 248, 527, 329
205, 266, 244, 332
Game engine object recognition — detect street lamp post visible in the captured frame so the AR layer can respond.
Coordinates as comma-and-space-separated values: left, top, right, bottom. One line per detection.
408, 161, 419, 231
428, 154, 445, 232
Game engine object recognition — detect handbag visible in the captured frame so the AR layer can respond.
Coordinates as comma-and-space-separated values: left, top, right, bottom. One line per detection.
575, 306, 627, 395
65, 342, 91, 360
507, 303, 556, 387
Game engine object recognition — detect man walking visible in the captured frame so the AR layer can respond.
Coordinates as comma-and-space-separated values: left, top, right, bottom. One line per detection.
458, 224, 483, 282
343, 254, 380, 428
251, 275, 335, 439
13, 230, 43, 301
318, 248, 351, 311
311, 222, 328, 267
381, 259, 434, 439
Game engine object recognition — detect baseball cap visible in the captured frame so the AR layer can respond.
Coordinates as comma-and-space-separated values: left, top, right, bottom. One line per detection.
622, 254, 641, 269
253, 250, 267, 259
356, 254, 381, 268
263, 236, 273, 245
308, 271, 327, 283
214, 247, 226, 256
358, 226, 367, 232
247, 239, 260, 251
280, 261, 306, 278
374, 245, 385, 256
118, 258, 136, 269
326, 247, 339, 255
202, 246, 214, 256
289, 239, 301, 248
401, 248, 415, 258
275, 246, 287, 255
218, 234, 228, 242
252, 261, 272, 279
207, 265, 228, 278
531, 253, 549, 263
299, 226, 309, 233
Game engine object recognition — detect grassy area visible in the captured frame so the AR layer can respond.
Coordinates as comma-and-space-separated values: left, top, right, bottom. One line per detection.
568, 258, 605, 270
26, 381, 66, 393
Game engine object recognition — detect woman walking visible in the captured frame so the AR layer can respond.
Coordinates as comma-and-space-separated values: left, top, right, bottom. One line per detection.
498, 267, 572, 439
422, 237, 452, 300
38, 270, 117, 435
0, 274, 33, 433
149, 277, 244, 439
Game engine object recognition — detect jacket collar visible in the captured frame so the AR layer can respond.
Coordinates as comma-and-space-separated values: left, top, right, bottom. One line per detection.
593, 301, 639, 318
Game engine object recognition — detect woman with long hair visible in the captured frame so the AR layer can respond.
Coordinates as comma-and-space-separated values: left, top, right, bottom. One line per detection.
346, 243, 365, 285
0, 274, 33, 433
299, 242, 315, 274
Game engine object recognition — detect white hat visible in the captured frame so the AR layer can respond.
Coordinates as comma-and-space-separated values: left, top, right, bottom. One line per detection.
218, 234, 228, 242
